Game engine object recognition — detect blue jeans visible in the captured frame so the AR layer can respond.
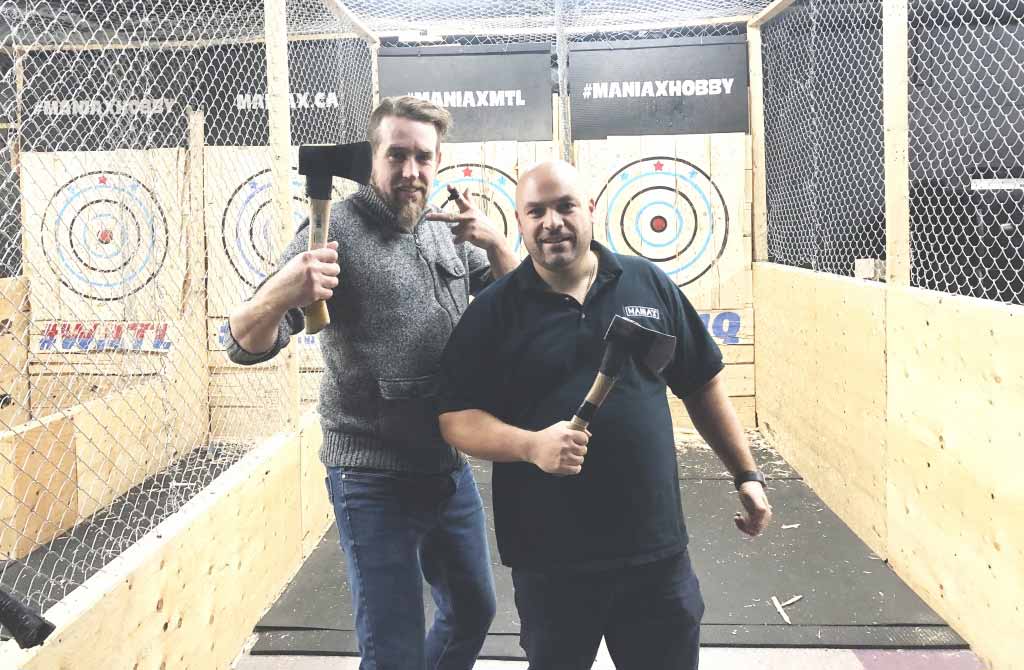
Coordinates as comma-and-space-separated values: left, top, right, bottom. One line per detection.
325, 462, 497, 670
511, 550, 705, 670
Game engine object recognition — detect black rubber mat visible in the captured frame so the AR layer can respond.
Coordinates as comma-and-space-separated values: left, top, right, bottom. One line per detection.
254, 456, 966, 657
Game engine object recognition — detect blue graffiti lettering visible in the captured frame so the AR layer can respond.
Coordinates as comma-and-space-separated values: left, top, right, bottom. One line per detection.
712, 312, 741, 345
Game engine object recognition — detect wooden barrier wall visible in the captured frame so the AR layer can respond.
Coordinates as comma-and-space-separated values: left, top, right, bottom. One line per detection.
754, 262, 1023, 670
0, 411, 332, 670
0, 376, 207, 559
0, 276, 30, 428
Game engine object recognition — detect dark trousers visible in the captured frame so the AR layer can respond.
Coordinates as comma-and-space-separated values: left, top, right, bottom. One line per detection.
325, 462, 497, 670
512, 549, 704, 670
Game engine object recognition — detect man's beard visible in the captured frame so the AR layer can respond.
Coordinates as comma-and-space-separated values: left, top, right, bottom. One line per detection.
372, 181, 426, 232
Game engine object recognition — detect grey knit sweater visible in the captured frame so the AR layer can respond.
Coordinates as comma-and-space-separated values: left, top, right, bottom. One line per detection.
226, 186, 492, 473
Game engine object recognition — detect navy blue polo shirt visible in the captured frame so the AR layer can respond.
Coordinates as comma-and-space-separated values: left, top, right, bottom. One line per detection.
438, 241, 724, 572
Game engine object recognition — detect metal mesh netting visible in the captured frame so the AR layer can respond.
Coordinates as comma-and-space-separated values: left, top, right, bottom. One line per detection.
372, 0, 758, 46
0, 0, 765, 645
909, 1, 1024, 304
760, 0, 1024, 304
760, 1, 886, 275
0, 0, 371, 639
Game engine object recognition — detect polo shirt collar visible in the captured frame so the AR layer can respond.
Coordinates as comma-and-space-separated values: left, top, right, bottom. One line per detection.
512, 240, 623, 294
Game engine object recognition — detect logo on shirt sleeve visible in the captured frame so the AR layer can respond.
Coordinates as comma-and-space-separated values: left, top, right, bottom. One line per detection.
624, 305, 661, 320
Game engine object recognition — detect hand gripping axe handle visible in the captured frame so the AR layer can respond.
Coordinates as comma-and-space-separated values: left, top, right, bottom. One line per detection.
569, 315, 677, 432
296, 140, 372, 334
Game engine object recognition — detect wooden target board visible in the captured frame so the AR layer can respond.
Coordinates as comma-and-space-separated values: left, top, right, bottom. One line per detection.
576, 134, 752, 312
205, 147, 359, 318
576, 134, 754, 426
21, 150, 185, 322
431, 141, 558, 259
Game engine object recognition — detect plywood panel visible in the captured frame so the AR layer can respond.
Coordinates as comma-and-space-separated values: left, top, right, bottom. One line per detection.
20, 150, 185, 323
205, 147, 360, 318
434, 141, 557, 260
579, 134, 751, 313
886, 287, 1024, 670
0, 277, 30, 428
74, 380, 171, 519
753, 263, 887, 553
8, 429, 306, 670
210, 406, 289, 445
298, 412, 331, 558
669, 393, 755, 430
0, 413, 79, 559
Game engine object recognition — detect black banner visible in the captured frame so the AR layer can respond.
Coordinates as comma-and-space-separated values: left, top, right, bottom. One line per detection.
21, 48, 190, 152
569, 39, 749, 139
199, 39, 373, 147
20, 39, 373, 151
378, 45, 552, 143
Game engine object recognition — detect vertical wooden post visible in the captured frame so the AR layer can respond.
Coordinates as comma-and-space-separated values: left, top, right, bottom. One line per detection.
883, 0, 910, 286
748, 25, 769, 263
555, 0, 572, 163
370, 42, 380, 107
263, 0, 301, 426
185, 110, 211, 447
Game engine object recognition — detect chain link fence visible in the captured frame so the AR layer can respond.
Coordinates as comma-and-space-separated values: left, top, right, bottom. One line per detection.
760, 0, 886, 276
0, 0, 768, 645
909, 0, 1024, 304
760, 0, 1024, 306
0, 0, 371, 641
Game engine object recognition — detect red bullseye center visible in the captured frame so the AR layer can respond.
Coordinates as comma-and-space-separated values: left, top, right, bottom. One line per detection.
98, 229, 114, 244
650, 215, 668, 233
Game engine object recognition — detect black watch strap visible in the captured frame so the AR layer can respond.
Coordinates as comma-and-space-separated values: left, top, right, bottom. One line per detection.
733, 470, 766, 490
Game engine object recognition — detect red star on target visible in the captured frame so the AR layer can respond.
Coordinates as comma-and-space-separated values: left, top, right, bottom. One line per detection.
653, 161, 665, 172
462, 166, 473, 177
98, 175, 108, 184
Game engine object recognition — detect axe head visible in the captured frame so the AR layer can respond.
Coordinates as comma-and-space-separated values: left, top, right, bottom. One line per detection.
298, 141, 373, 199
599, 315, 676, 378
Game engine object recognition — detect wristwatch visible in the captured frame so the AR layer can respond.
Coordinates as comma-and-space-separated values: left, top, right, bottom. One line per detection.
733, 470, 766, 491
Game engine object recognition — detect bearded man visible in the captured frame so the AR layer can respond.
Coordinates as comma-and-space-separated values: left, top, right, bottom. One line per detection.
226, 96, 517, 670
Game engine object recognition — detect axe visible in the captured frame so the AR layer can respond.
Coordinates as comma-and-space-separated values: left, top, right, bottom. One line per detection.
0, 588, 55, 649
296, 140, 373, 334
569, 315, 676, 432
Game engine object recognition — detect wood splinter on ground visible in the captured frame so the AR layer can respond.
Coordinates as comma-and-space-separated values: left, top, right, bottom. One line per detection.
771, 594, 803, 624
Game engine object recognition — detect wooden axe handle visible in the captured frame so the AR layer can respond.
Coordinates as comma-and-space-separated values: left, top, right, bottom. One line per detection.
569, 372, 617, 432
302, 198, 331, 335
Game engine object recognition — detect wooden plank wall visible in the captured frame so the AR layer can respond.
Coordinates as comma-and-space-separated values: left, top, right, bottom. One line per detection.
0, 376, 206, 559
0, 277, 30, 428
575, 134, 755, 427
886, 288, 1023, 670
754, 264, 888, 551
754, 262, 1024, 670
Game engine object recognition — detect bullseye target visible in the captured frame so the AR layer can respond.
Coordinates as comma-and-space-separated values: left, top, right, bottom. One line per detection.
221, 168, 352, 289
429, 163, 521, 252
41, 171, 169, 301
595, 156, 730, 286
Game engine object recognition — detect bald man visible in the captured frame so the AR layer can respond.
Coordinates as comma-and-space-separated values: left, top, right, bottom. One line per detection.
436, 161, 771, 670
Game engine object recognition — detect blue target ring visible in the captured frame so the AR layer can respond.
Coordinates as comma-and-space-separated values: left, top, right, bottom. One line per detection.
222, 169, 348, 289
42, 171, 168, 301
595, 157, 730, 287
430, 164, 521, 252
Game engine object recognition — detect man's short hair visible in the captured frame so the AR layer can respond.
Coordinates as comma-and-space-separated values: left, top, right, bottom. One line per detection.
368, 96, 453, 152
